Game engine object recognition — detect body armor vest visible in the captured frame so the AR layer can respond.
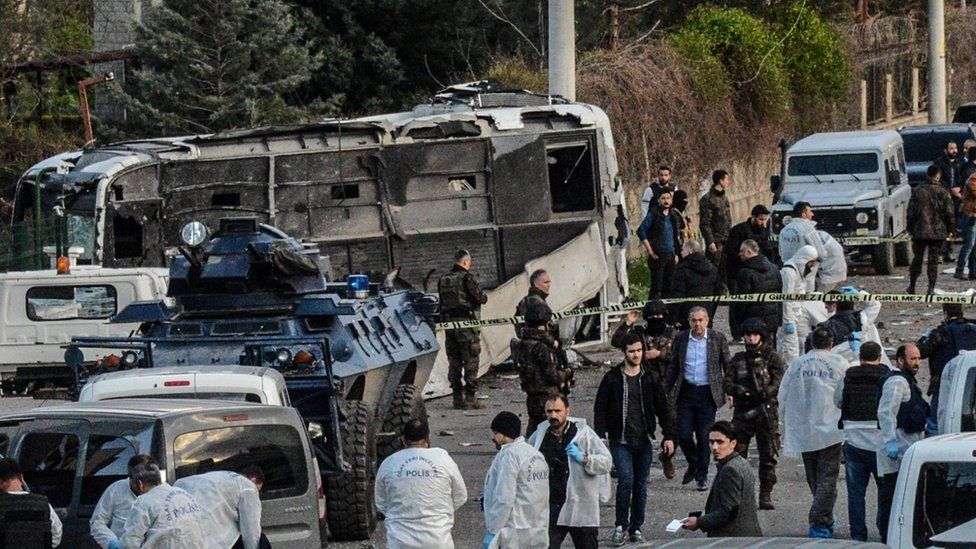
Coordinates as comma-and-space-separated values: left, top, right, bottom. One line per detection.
0, 491, 52, 549
820, 311, 862, 348
880, 371, 930, 434
839, 363, 889, 425
438, 271, 473, 317
512, 334, 560, 394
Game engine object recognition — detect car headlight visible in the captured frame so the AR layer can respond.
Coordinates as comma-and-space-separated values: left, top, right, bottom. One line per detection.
856, 212, 869, 224
122, 350, 140, 367
181, 221, 209, 247
277, 348, 293, 366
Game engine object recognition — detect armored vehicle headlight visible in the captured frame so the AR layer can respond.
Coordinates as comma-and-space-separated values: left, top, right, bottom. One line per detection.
856, 212, 869, 224
122, 350, 139, 367
277, 348, 293, 365
181, 221, 209, 247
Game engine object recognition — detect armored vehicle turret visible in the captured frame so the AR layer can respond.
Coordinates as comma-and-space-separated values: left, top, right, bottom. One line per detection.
66, 217, 440, 541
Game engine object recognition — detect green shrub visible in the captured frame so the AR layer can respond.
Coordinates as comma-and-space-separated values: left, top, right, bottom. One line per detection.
484, 57, 547, 94
670, 6, 791, 123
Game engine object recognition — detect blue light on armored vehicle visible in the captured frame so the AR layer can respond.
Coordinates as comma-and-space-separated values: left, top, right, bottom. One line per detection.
347, 275, 369, 299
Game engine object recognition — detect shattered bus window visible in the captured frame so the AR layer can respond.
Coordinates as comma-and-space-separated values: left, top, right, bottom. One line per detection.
547, 142, 596, 213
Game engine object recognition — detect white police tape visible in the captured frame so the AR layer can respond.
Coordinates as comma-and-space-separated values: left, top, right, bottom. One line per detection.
769, 235, 961, 245
435, 291, 975, 331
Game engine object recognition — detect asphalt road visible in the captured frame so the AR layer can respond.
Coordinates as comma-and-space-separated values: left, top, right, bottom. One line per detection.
3, 260, 970, 548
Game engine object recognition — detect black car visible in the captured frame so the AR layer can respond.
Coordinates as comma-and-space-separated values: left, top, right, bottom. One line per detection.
953, 102, 976, 124
898, 123, 976, 186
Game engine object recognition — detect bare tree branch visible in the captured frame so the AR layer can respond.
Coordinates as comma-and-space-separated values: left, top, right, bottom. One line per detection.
475, 0, 542, 58
621, 0, 660, 12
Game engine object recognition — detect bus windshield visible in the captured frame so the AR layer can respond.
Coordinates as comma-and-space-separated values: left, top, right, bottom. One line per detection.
4, 178, 98, 271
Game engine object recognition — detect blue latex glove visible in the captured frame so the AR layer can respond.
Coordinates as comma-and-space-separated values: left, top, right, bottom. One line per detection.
784, 322, 796, 335
841, 285, 859, 295
482, 533, 495, 549
477, 491, 485, 511
885, 441, 900, 460
566, 442, 586, 463
108, 541, 122, 549
849, 332, 861, 352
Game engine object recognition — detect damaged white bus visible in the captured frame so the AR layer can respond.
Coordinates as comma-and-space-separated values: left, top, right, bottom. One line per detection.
8, 83, 631, 394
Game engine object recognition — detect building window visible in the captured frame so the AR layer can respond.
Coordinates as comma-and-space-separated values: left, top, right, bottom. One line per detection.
27, 285, 118, 321
331, 184, 360, 200
547, 143, 596, 213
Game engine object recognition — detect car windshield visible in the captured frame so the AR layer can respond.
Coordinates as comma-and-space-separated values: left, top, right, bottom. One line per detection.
901, 132, 972, 163
913, 461, 976, 547
787, 153, 878, 177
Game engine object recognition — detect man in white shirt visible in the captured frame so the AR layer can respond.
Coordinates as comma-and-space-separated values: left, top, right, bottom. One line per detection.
375, 419, 467, 549
0, 457, 62, 548
173, 467, 264, 549
779, 327, 851, 539
833, 342, 893, 542
640, 166, 672, 220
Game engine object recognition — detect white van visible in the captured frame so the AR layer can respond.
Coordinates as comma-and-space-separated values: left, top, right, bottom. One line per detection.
887, 433, 976, 548
78, 365, 290, 405
0, 266, 168, 391
937, 350, 976, 435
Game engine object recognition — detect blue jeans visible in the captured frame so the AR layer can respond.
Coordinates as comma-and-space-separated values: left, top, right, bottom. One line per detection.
956, 214, 976, 276
844, 443, 883, 541
610, 441, 653, 533
677, 384, 717, 482
926, 391, 940, 437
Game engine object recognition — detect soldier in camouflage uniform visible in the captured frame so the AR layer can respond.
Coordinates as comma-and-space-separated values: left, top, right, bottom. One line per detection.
514, 269, 552, 339
610, 300, 678, 478
512, 301, 574, 436
723, 317, 785, 510
438, 249, 489, 410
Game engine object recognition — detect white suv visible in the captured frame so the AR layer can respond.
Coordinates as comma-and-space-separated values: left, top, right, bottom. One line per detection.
77, 365, 290, 405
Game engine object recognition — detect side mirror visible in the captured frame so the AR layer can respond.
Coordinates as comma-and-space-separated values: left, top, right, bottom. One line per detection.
887, 169, 900, 186
307, 421, 326, 443
770, 175, 781, 193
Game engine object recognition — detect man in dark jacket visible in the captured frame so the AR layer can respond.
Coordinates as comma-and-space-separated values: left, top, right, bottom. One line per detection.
515, 269, 552, 339
916, 303, 976, 434
934, 141, 962, 263
667, 240, 723, 330
723, 318, 785, 510
666, 307, 732, 490
680, 421, 762, 538
637, 187, 684, 299
512, 302, 574, 436
594, 333, 676, 546
727, 205, 774, 275
906, 165, 955, 294
699, 170, 733, 286
729, 239, 782, 340
438, 249, 489, 409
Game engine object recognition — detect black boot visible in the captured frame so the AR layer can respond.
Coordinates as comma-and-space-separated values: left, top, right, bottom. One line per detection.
927, 280, 937, 295
907, 278, 917, 295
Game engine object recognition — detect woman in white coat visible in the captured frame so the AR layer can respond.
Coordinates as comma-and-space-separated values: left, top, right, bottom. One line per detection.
777, 245, 820, 363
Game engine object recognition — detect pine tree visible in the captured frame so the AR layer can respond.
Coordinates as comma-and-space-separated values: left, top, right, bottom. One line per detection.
114, 0, 319, 136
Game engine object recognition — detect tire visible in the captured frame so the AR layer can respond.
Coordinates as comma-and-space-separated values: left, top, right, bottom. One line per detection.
872, 241, 894, 275
325, 400, 377, 541
894, 239, 912, 267
377, 384, 428, 462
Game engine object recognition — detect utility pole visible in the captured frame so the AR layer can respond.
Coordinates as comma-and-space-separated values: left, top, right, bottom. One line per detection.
928, 0, 947, 124
548, 0, 575, 101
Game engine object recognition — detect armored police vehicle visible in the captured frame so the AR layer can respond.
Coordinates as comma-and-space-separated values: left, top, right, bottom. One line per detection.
8, 82, 628, 396
65, 217, 441, 540
770, 130, 911, 274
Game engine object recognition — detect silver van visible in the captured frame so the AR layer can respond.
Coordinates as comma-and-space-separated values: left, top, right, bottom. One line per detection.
0, 399, 326, 548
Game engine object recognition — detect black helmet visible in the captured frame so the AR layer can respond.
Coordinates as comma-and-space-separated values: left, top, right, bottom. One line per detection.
525, 302, 553, 327
642, 299, 667, 320
741, 318, 767, 340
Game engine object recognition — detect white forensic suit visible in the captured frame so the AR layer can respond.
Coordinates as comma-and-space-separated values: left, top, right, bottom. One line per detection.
878, 374, 925, 476
779, 217, 827, 291
483, 436, 549, 548
90, 478, 137, 548
937, 351, 976, 433
374, 446, 467, 548
173, 471, 261, 549
779, 349, 851, 457
798, 301, 830, 348
527, 418, 612, 528
777, 245, 820, 363
120, 483, 207, 549
816, 230, 847, 292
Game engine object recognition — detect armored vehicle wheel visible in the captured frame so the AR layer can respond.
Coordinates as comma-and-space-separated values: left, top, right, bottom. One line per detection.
326, 400, 377, 541
378, 384, 428, 461
872, 241, 894, 275
894, 240, 912, 267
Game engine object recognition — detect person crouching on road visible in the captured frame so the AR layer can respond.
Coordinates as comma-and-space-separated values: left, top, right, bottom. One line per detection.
877, 344, 929, 543
594, 333, 676, 546
120, 460, 207, 548
679, 421, 762, 537
527, 393, 612, 549
723, 318, 785, 511
89, 454, 155, 549
483, 412, 550, 549
174, 467, 267, 549
832, 341, 891, 542
512, 301, 574, 437
375, 418, 468, 549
